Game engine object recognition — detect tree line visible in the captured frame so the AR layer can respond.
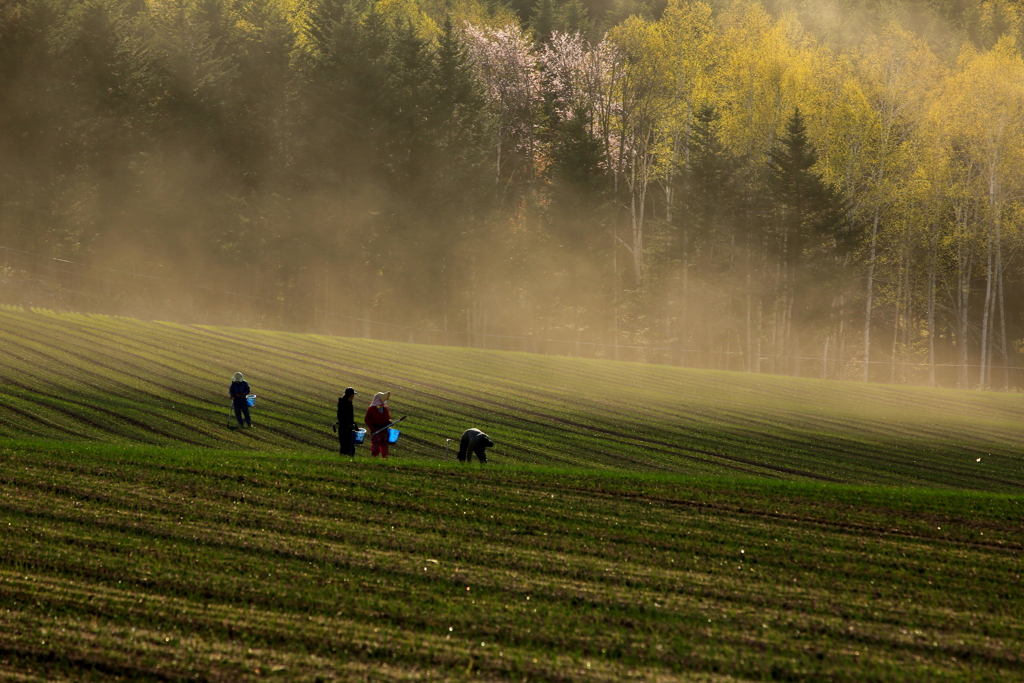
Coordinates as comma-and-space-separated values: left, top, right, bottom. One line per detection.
1, 0, 1023, 388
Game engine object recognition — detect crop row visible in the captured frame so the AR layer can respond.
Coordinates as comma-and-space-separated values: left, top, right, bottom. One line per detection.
1, 442, 1022, 681
1, 307, 1023, 490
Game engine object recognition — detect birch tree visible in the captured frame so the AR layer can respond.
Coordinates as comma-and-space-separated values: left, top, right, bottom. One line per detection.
945, 37, 1024, 388
659, 0, 717, 224
606, 15, 674, 291
716, 2, 809, 372
830, 26, 935, 381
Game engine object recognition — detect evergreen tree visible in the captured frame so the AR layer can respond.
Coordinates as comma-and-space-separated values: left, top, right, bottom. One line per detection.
766, 107, 847, 270
547, 108, 609, 249
556, 0, 592, 36
303, 0, 350, 68
297, 0, 366, 192
679, 104, 742, 258
766, 106, 850, 334
378, 20, 434, 186
530, 0, 556, 42
429, 14, 489, 204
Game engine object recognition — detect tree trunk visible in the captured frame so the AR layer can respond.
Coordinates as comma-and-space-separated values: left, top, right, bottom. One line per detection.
822, 335, 829, 380
664, 130, 679, 226
903, 254, 912, 383
980, 227, 994, 389
890, 249, 904, 385
997, 237, 1009, 389
863, 210, 880, 382
957, 225, 973, 389
745, 275, 752, 373
631, 187, 645, 289
681, 263, 689, 366
786, 294, 795, 376
755, 296, 762, 374
837, 294, 846, 381
927, 234, 937, 387
769, 298, 778, 375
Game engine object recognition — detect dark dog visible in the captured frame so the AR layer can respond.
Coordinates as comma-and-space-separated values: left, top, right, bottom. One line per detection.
458, 428, 494, 463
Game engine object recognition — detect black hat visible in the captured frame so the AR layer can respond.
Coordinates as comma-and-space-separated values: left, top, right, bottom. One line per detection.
344, 387, 357, 396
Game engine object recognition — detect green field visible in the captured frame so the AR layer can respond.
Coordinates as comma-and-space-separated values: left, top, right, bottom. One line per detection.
1, 307, 1023, 681
1, 307, 1022, 489
3, 444, 1022, 681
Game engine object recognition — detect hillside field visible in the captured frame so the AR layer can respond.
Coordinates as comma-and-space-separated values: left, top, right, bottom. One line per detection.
0, 307, 1023, 681
1, 307, 1022, 490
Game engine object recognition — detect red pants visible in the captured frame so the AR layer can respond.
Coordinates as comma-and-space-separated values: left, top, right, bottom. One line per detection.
370, 431, 389, 458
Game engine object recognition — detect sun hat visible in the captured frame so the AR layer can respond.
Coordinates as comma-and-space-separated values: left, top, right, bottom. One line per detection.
370, 391, 390, 407
232, 372, 244, 382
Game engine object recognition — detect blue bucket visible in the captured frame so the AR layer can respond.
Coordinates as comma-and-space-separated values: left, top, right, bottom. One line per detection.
387, 428, 400, 444
246, 394, 256, 407
353, 428, 366, 445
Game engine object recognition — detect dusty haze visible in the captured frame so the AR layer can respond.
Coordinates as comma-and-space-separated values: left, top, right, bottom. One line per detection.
1, 0, 1022, 389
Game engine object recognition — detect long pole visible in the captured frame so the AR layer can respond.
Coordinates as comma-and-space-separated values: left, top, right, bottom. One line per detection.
371, 416, 407, 436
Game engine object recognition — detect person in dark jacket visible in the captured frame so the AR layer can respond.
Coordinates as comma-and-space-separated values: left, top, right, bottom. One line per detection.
335, 387, 358, 456
229, 372, 252, 428
364, 391, 392, 459
458, 428, 494, 463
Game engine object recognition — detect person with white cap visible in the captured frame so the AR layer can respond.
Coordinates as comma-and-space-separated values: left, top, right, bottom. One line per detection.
335, 387, 358, 457
364, 391, 392, 459
228, 372, 252, 428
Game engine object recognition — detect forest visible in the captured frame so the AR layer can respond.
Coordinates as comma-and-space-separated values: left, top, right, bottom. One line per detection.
2, 0, 1023, 388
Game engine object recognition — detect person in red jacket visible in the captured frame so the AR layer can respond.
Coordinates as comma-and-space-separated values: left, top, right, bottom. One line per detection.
364, 391, 392, 458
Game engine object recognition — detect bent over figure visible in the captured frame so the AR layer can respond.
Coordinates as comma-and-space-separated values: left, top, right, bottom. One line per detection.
458, 428, 494, 463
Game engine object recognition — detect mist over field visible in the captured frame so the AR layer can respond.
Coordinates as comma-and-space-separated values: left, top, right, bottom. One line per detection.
2, 0, 1024, 388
